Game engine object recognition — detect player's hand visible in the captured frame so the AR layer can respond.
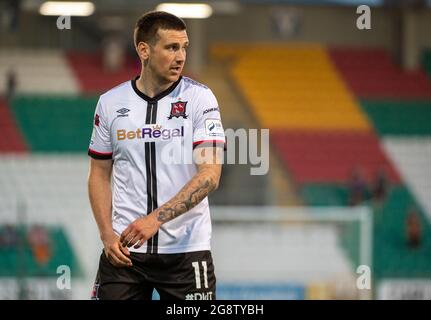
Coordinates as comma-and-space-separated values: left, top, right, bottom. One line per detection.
120, 213, 162, 249
102, 233, 133, 268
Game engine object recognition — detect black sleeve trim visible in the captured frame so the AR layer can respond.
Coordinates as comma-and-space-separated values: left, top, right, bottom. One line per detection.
193, 141, 226, 151
88, 149, 113, 160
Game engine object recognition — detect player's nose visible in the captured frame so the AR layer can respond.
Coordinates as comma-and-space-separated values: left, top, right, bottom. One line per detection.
175, 48, 186, 62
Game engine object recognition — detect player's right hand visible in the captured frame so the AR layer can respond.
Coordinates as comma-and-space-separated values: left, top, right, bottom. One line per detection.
102, 233, 133, 268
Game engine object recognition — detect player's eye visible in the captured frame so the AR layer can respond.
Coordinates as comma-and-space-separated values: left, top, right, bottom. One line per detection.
167, 45, 179, 51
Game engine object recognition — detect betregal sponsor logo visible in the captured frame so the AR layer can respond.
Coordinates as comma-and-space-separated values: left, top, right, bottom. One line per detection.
117, 125, 184, 141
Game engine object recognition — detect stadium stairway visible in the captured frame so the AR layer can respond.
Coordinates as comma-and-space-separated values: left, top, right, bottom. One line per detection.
199, 61, 300, 205
213, 43, 431, 282
216, 43, 430, 207
212, 43, 388, 195
382, 138, 431, 222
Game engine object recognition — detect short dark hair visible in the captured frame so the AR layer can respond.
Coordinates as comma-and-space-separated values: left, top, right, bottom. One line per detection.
134, 11, 186, 47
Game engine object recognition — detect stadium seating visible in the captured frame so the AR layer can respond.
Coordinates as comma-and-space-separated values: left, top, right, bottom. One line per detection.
213, 222, 354, 283
372, 186, 431, 279
424, 51, 431, 80
0, 98, 27, 153
0, 155, 96, 282
229, 45, 370, 130
271, 130, 401, 185
0, 50, 79, 95
297, 182, 431, 279
360, 100, 431, 136
330, 48, 431, 99
66, 52, 139, 94
10, 96, 96, 152
212, 43, 431, 282
300, 184, 349, 206
1, 44, 430, 288
382, 138, 431, 222
0, 225, 82, 278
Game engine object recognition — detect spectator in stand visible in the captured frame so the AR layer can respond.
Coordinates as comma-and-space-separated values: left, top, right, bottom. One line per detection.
406, 206, 422, 249
102, 35, 125, 73
27, 225, 51, 265
5, 68, 17, 103
0, 224, 19, 248
347, 166, 369, 206
371, 168, 390, 205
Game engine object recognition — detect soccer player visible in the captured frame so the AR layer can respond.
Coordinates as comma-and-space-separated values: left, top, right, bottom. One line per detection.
87, 11, 225, 300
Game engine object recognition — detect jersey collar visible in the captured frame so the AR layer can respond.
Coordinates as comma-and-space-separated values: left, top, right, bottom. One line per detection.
131, 75, 182, 102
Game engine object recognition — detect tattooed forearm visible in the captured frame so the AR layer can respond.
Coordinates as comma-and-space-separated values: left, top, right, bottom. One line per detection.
157, 173, 219, 223
157, 207, 176, 222
155, 147, 222, 224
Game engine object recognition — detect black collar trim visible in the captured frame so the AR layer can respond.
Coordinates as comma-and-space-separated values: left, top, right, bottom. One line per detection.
131, 75, 182, 102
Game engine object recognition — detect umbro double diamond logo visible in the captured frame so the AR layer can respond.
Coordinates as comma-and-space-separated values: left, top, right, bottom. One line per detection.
116, 108, 130, 117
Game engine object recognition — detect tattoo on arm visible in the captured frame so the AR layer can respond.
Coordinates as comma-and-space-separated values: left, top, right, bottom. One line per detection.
157, 175, 218, 223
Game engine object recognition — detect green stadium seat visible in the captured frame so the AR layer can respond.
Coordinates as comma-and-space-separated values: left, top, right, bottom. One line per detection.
0, 225, 83, 278
372, 186, 431, 279
10, 96, 97, 152
423, 50, 431, 80
360, 100, 431, 136
300, 184, 349, 206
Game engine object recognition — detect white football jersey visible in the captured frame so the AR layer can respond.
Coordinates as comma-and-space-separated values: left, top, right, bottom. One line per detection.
88, 76, 225, 254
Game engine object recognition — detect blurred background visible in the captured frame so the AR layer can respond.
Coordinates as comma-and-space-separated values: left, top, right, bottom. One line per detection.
0, 0, 431, 300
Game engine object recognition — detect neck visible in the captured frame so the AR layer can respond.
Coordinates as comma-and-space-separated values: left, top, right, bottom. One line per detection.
136, 67, 173, 98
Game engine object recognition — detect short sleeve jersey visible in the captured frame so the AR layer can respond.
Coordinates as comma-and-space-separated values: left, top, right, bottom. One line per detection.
88, 76, 225, 254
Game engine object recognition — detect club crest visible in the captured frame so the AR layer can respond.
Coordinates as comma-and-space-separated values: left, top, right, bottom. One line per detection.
168, 101, 188, 119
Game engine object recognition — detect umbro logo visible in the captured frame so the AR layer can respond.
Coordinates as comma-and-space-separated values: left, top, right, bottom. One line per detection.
116, 108, 130, 117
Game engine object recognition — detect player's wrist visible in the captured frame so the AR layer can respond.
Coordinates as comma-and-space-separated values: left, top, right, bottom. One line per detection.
149, 211, 164, 227
100, 230, 116, 243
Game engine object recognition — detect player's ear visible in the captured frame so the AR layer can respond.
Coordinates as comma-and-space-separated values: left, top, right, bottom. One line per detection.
136, 41, 150, 61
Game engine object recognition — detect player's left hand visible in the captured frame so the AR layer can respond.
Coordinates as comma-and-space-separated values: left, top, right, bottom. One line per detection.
120, 213, 162, 249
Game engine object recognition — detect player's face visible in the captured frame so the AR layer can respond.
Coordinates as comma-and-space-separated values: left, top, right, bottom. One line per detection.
149, 29, 189, 84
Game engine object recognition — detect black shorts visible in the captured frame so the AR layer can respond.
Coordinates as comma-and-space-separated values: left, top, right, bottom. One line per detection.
91, 250, 216, 300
